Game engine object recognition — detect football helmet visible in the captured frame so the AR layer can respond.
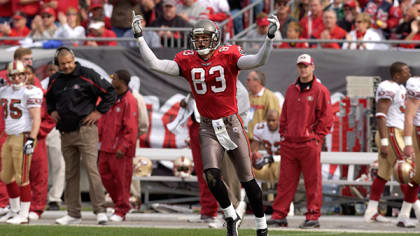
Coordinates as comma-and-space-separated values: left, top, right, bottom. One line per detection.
368, 160, 379, 181
133, 156, 153, 177
173, 156, 193, 178
7, 60, 26, 90
190, 19, 221, 56
393, 159, 415, 184
254, 162, 280, 183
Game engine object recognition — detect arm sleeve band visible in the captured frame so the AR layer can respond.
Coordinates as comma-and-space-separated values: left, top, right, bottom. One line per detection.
237, 37, 273, 70
136, 37, 180, 76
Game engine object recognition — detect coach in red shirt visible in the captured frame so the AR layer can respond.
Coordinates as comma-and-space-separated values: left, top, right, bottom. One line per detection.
98, 70, 138, 222
268, 54, 333, 229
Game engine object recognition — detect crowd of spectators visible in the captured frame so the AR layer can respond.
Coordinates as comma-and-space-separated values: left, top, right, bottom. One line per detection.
0, 0, 420, 49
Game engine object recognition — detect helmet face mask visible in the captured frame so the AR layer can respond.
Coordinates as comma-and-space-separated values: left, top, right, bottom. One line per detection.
191, 20, 221, 56
173, 156, 193, 178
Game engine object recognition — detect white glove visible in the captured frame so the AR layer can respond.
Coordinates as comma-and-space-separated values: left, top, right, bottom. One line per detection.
132, 10, 143, 38
267, 14, 280, 39
23, 138, 35, 155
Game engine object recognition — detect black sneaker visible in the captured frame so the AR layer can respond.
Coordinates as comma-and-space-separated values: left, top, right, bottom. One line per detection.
256, 228, 268, 236
225, 213, 241, 236
46, 202, 60, 211
299, 220, 320, 229
267, 218, 288, 227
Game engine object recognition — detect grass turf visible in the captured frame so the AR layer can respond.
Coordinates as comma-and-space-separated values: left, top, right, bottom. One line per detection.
0, 225, 419, 236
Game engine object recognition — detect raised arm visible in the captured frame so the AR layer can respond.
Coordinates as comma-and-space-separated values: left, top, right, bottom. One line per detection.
132, 12, 180, 76
237, 15, 279, 70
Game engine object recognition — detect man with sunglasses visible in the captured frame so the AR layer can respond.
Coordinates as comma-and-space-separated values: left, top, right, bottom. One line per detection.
0, 60, 43, 224
29, 7, 57, 39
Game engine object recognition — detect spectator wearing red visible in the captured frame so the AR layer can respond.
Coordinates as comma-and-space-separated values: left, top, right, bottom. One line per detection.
43, 0, 79, 15
86, 21, 117, 46
98, 70, 138, 222
11, 0, 41, 22
363, 0, 393, 38
312, 10, 347, 49
0, 0, 12, 24
111, 0, 142, 37
0, 11, 30, 45
277, 21, 309, 48
395, 0, 420, 41
81, 0, 111, 30
29, 7, 57, 39
402, 17, 420, 48
275, 0, 298, 39
300, 0, 324, 38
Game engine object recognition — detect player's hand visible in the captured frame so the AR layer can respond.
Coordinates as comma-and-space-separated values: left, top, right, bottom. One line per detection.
379, 145, 388, 158
51, 111, 61, 123
23, 137, 35, 155
403, 145, 415, 158
132, 10, 143, 38
83, 110, 101, 125
267, 14, 280, 39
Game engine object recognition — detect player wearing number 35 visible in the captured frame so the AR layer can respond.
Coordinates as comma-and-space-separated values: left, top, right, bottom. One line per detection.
132, 10, 280, 236
0, 60, 42, 224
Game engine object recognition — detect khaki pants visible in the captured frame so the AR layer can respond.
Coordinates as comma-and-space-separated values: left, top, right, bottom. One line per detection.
411, 127, 420, 184
61, 125, 105, 218
375, 128, 404, 181
1, 134, 34, 186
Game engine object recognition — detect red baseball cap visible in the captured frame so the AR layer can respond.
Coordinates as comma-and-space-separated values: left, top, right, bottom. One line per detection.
13, 11, 27, 20
41, 7, 56, 18
344, 0, 357, 9
90, 0, 104, 10
296, 54, 314, 66
256, 17, 270, 27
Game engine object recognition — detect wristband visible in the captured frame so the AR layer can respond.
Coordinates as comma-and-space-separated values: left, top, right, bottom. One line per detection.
380, 138, 388, 146
375, 112, 387, 118
404, 136, 413, 146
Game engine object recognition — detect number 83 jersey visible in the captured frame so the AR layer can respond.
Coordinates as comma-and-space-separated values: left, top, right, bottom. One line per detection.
175, 45, 243, 119
0, 86, 43, 135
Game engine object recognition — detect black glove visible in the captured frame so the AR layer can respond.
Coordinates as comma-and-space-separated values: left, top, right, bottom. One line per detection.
23, 137, 35, 155
267, 14, 280, 39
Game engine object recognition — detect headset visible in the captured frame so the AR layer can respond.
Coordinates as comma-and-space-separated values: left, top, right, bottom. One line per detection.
54, 46, 75, 66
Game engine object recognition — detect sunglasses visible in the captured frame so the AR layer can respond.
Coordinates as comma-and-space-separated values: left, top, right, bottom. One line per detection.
355, 20, 363, 24
67, 12, 77, 16
42, 14, 53, 19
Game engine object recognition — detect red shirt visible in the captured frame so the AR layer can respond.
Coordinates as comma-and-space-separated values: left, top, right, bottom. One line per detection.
98, 91, 139, 157
5, 26, 30, 45
174, 45, 243, 119
44, 0, 78, 14
311, 25, 347, 49
86, 29, 117, 46
400, 33, 420, 49
0, 1, 12, 17
280, 78, 333, 142
11, 0, 41, 17
277, 41, 309, 49
300, 14, 324, 39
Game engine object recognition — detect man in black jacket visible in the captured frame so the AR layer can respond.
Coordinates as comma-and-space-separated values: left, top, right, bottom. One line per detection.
46, 47, 117, 225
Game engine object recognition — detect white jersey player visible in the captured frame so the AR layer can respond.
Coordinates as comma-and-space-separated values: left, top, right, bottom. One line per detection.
0, 60, 42, 225
252, 110, 281, 156
375, 80, 406, 130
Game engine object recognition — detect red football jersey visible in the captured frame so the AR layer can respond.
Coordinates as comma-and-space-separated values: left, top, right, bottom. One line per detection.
174, 45, 243, 119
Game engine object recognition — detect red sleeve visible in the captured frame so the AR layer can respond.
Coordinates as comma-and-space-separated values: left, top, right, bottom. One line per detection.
106, 30, 117, 46
313, 85, 333, 140
174, 50, 189, 77
117, 96, 138, 155
300, 17, 308, 39
37, 98, 56, 140
387, 6, 401, 29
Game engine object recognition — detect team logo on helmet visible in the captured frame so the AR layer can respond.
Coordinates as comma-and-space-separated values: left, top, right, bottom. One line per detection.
393, 159, 415, 184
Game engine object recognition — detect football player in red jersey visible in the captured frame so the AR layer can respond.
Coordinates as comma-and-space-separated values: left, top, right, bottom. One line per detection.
132, 11, 279, 236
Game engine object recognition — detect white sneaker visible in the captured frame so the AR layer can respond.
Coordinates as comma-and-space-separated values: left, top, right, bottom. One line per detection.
6, 215, 29, 224
364, 207, 377, 223
208, 218, 223, 228
28, 212, 39, 221
397, 218, 416, 228
0, 206, 9, 216
97, 213, 108, 225
0, 211, 17, 222
56, 215, 81, 225
374, 214, 390, 223
110, 214, 124, 222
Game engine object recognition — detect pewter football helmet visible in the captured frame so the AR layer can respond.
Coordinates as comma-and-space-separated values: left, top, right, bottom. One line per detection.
190, 19, 221, 56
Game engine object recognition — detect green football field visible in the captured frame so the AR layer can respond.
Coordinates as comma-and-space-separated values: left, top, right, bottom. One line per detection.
0, 225, 419, 236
